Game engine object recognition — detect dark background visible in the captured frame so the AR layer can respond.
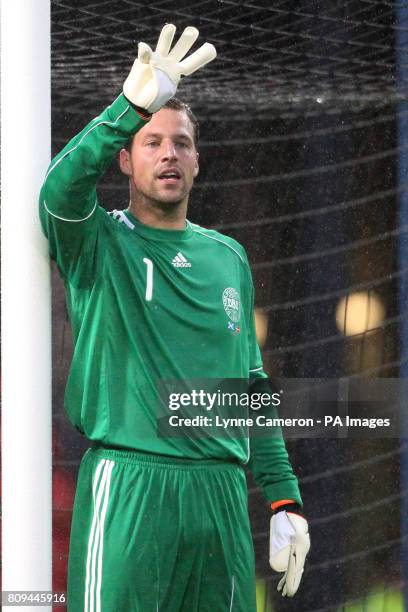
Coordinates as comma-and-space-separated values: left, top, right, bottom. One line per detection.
50, 1, 406, 610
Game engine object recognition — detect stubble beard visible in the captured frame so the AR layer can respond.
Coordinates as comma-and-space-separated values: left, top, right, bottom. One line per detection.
133, 181, 190, 213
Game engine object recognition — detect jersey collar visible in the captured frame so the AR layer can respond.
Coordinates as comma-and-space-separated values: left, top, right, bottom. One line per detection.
123, 210, 193, 242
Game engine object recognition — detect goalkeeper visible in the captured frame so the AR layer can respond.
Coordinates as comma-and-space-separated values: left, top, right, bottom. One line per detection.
40, 24, 310, 612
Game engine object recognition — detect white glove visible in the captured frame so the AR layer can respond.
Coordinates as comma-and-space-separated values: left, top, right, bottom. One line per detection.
269, 510, 310, 597
123, 24, 217, 114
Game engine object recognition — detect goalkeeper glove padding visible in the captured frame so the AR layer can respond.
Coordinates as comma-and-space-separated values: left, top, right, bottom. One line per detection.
123, 24, 217, 114
269, 504, 310, 597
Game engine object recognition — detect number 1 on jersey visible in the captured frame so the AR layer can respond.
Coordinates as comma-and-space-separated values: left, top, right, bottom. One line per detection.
143, 258, 153, 301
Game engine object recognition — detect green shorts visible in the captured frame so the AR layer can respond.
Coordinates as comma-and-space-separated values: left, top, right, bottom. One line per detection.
67, 446, 256, 612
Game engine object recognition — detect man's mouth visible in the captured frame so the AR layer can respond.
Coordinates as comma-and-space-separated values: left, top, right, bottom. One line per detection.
157, 169, 182, 184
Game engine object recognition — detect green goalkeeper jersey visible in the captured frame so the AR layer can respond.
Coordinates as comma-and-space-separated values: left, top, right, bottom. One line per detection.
39, 94, 301, 504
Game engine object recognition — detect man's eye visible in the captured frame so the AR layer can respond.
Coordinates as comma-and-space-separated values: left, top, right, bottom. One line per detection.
146, 141, 159, 147
176, 142, 188, 148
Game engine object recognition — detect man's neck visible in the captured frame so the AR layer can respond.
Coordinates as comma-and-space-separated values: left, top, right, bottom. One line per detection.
127, 195, 188, 230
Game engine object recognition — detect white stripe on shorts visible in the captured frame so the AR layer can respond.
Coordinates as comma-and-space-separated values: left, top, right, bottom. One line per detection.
84, 459, 115, 612
229, 574, 235, 612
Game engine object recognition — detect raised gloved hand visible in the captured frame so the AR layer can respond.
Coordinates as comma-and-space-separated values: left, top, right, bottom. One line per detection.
123, 24, 217, 114
269, 504, 310, 597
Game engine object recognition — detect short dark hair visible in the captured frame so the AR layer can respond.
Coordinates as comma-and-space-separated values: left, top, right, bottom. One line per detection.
163, 97, 199, 144
125, 97, 200, 151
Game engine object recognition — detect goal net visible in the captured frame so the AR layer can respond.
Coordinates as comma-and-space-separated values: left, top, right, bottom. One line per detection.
50, 1, 406, 610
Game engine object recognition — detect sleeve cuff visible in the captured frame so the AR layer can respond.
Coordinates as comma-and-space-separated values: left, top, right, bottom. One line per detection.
107, 94, 152, 131
263, 481, 303, 506
122, 93, 152, 121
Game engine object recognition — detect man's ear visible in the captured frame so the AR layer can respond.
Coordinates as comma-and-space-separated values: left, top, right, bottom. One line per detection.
119, 148, 132, 177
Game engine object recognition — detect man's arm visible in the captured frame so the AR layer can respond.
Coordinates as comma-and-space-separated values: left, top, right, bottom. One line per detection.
39, 96, 149, 283
39, 24, 216, 282
245, 266, 310, 597
246, 287, 302, 506
248, 373, 303, 504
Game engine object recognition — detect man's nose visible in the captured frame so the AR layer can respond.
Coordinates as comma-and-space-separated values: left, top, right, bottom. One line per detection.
161, 141, 177, 160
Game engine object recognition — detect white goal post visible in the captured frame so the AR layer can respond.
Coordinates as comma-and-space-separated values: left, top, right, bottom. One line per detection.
1, 0, 52, 609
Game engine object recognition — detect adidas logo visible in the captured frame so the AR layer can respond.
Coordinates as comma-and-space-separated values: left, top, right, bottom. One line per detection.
172, 252, 192, 268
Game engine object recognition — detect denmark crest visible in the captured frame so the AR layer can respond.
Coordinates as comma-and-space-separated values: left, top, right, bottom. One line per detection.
222, 287, 241, 323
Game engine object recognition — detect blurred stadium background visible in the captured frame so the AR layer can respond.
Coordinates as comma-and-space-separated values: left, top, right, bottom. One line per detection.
49, 1, 407, 610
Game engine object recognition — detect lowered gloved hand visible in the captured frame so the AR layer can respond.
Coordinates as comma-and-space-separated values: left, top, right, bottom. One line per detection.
123, 24, 217, 114
269, 503, 310, 597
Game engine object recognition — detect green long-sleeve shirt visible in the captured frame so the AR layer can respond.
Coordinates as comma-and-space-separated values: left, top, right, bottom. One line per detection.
39, 93, 302, 505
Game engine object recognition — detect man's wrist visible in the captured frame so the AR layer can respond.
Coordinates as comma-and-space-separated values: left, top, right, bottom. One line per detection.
271, 499, 304, 516
123, 94, 152, 121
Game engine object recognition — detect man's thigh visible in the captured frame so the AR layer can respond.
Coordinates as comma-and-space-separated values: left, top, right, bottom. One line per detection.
67, 448, 256, 612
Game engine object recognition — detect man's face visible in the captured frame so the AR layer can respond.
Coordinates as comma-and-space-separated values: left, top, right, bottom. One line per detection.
119, 108, 199, 206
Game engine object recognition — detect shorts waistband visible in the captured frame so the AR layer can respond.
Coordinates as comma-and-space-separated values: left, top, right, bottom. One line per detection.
88, 444, 242, 472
